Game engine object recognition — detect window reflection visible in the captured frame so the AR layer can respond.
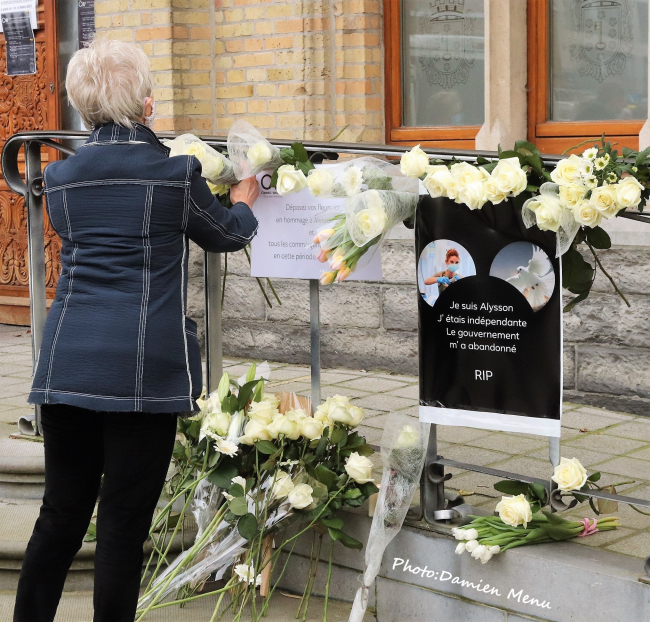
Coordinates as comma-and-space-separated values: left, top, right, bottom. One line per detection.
402, 0, 485, 127
550, 0, 648, 122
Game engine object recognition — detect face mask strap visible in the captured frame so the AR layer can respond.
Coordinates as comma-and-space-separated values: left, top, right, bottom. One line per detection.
143, 97, 156, 129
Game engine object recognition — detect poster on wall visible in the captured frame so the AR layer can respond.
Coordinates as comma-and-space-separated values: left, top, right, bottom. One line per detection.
1, 11, 36, 76
78, 0, 95, 48
250, 169, 382, 281
0, 0, 36, 31
417, 195, 562, 437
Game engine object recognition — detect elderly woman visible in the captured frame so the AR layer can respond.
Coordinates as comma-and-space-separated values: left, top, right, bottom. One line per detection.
13, 39, 259, 622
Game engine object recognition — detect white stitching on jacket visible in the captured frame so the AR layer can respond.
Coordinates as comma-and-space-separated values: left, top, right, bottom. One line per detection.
182, 156, 192, 231
135, 185, 154, 411
188, 196, 258, 243
31, 388, 193, 401
44, 179, 187, 193
181, 235, 193, 410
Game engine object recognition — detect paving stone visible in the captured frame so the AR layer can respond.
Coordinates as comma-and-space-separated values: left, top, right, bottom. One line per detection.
590, 456, 650, 481
604, 530, 650, 558
488, 456, 552, 478
265, 367, 312, 382
561, 409, 632, 432
320, 385, 369, 400
440, 444, 511, 466
384, 384, 419, 400
0, 396, 30, 409
527, 447, 608, 467
319, 370, 364, 384
574, 527, 639, 551
436, 426, 494, 444
569, 502, 650, 531
605, 420, 650, 442
563, 433, 648, 456
465, 433, 547, 454
337, 376, 409, 393
265, 381, 312, 395
350, 393, 415, 412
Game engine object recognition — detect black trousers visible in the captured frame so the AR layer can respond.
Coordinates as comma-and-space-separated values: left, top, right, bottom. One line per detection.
13, 404, 177, 622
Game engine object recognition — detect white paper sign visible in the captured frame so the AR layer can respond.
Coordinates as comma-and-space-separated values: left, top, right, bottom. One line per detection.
0, 0, 37, 30
250, 171, 383, 281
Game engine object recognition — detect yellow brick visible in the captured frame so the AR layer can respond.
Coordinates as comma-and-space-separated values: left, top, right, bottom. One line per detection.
226, 70, 245, 83
182, 72, 211, 85
215, 41, 225, 54
190, 27, 211, 39
268, 130, 294, 140
192, 87, 212, 100
172, 26, 189, 39
267, 68, 293, 81
248, 115, 275, 129
173, 11, 209, 24
152, 12, 171, 24
248, 100, 266, 113
216, 85, 254, 98
268, 100, 295, 113
215, 57, 233, 69
225, 8, 243, 21
141, 43, 153, 55
130, 0, 168, 9
172, 41, 211, 55
154, 73, 175, 86
275, 19, 303, 34
95, 16, 111, 28
150, 57, 174, 71
244, 39, 264, 51
232, 53, 274, 68
265, 4, 292, 18
217, 118, 234, 131
172, 57, 191, 70
191, 58, 212, 70
172, 0, 209, 7
228, 101, 247, 114
183, 102, 212, 115
112, 15, 123, 26
265, 36, 293, 50
246, 68, 266, 82
174, 116, 193, 131
141, 13, 152, 25
153, 41, 173, 55
244, 7, 264, 19
219, 23, 254, 37
154, 118, 175, 131
255, 22, 274, 35
225, 40, 243, 52
123, 14, 141, 27
215, 102, 226, 115
215, 72, 226, 84
106, 29, 134, 42
95, 0, 128, 14
257, 84, 275, 96
193, 119, 213, 132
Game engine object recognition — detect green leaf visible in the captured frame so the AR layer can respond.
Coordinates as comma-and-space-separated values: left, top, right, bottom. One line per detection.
217, 372, 230, 402
221, 394, 239, 415
354, 444, 374, 457
529, 483, 548, 504
270, 168, 279, 189
207, 462, 239, 488
345, 433, 365, 449
343, 488, 362, 499
280, 147, 296, 165
237, 379, 259, 411
314, 465, 337, 490
229, 497, 249, 516
255, 440, 278, 455
319, 517, 344, 529
84, 522, 97, 542
587, 472, 601, 482
586, 226, 611, 250
359, 482, 379, 497
327, 527, 363, 550
297, 160, 315, 176
315, 435, 328, 458
493, 480, 530, 496
172, 440, 187, 463
260, 458, 276, 471
292, 141, 309, 163
245, 363, 257, 384
208, 448, 221, 468
253, 379, 265, 402
561, 247, 593, 292
331, 428, 347, 446
229, 483, 245, 497
237, 513, 258, 541
563, 290, 590, 313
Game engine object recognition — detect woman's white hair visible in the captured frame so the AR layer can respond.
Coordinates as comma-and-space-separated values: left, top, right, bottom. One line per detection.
66, 38, 153, 129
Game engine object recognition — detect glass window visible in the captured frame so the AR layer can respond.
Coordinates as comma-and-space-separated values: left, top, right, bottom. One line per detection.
401, 0, 485, 127
550, 0, 648, 122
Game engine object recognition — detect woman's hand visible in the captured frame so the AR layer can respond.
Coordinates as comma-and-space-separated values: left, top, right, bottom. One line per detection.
230, 177, 260, 207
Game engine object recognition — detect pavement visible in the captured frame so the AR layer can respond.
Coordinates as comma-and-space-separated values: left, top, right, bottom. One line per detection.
1, 324, 650, 619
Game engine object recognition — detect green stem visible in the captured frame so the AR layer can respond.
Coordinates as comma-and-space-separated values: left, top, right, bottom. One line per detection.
584, 239, 630, 307
136, 579, 235, 615
323, 540, 334, 622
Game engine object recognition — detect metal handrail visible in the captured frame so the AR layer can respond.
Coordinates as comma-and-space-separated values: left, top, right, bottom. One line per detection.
3, 130, 650, 576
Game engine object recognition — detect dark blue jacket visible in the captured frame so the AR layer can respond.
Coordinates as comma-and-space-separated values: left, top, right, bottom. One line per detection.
29, 122, 258, 413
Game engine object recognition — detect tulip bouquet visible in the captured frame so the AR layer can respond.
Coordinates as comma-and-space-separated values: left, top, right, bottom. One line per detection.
137, 364, 378, 621
451, 456, 622, 564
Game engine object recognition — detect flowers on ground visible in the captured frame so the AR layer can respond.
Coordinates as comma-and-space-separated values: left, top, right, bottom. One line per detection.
552, 457, 588, 492
495, 494, 533, 528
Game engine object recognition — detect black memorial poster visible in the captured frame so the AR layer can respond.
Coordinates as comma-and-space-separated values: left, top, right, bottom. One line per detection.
78, 0, 95, 49
2, 11, 35, 76
417, 195, 562, 437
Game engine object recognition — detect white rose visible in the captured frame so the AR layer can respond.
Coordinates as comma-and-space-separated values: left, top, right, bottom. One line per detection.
286, 408, 307, 423
326, 395, 356, 426
271, 471, 295, 499
495, 494, 532, 528
573, 200, 602, 228
551, 457, 588, 492
276, 165, 308, 196
267, 414, 300, 440
490, 157, 528, 198
589, 185, 620, 219
458, 179, 488, 210
450, 161, 486, 188
356, 191, 388, 241
550, 154, 583, 186
485, 176, 507, 205
202, 393, 222, 416
197, 154, 225, 181
344, 451, 374, 484
558, 184, 587, 209
201, 411, 232, 438
262, 393, 281, 409
616, 176, 644, 210
287, 483, 313, 509
527, 195, 564, 232
248, 400, 278, 426
207, 181, 230, 196
400, 144, 430, 178
239, 419, 272, 445
422, 165, 451, 198
342, 165, 363, 196
247, 142, 273, 168
299, 417, 326, 440
307, 169, 334, 196
347, 405, 365, 427
394, 424, 419, 449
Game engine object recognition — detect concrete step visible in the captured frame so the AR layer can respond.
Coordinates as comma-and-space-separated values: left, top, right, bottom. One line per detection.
0, 589, 372, 622
0, 435, 44, 501
0, 501, 196, 591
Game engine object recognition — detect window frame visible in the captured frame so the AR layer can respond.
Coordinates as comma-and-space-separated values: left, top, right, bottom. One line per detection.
527, 0, 644, 153
384, 0, 483, 147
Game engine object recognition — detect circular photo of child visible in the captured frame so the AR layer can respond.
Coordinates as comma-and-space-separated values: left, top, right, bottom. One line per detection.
490, 242, 556, 312
417, 240, 476, 306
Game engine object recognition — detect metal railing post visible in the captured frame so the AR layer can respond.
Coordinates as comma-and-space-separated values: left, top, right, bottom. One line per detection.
309, 279, 321, 409
204, 251, 223, 394
24, 141, 47, 435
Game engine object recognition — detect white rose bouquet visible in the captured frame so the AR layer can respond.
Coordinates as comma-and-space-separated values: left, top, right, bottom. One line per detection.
227, 119, 284, 180
137, 364, 377, 622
